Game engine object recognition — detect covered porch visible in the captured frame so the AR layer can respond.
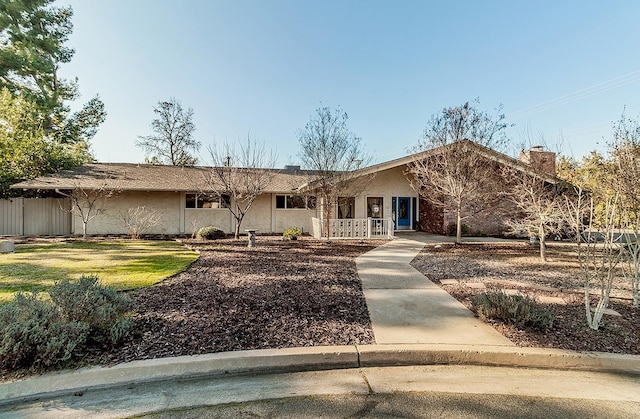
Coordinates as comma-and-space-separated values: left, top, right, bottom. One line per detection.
306, 161, 427, 239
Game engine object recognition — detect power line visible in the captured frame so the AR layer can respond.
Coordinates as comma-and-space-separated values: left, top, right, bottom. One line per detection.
506, 69, 640, 120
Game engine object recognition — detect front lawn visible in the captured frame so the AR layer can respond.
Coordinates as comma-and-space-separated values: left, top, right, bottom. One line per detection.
0, 240, 199, 301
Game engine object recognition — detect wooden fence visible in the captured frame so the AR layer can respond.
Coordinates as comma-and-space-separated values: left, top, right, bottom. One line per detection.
0, 198, 71, 236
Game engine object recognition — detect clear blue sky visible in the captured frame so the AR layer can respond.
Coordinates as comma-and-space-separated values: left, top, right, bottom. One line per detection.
59, 0, 640, 167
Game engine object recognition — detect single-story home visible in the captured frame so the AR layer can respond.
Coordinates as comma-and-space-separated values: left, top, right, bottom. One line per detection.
6, 141, 562, 238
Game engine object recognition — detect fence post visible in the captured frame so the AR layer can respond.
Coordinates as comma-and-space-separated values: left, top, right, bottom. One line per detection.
367, 217, 371, 239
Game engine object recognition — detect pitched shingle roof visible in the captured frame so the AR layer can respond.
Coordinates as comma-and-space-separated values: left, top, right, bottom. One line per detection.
11, 163, 315, 193
299, 139, 564, 190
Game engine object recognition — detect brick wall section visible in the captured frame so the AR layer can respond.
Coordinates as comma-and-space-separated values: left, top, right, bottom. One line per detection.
414, 146, 559, 236
418, 197, 445, 234
519, 148, 556, 175
442, 198, 519, 236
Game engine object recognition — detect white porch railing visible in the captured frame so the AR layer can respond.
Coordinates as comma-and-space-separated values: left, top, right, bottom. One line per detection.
311, 217, 394, 239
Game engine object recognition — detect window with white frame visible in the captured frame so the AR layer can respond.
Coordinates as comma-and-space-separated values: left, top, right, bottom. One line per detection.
276, 195, 316, 209
186, 193, 230, 209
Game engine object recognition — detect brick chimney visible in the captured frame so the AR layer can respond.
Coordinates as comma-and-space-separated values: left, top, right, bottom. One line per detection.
519, 145, 556, 175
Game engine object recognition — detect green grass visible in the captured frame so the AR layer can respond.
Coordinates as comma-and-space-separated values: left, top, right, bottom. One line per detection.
0, 240, 199, 302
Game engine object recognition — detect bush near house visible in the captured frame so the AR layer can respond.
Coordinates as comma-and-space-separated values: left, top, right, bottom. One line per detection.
196, 226, 226, 240
447, 223, 486, 237
447, 223, 471, 236
0, 275, 133, 371
283, 227, 303, 240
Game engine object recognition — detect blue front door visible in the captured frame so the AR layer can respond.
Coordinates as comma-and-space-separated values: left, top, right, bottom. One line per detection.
397, 197, 411, 229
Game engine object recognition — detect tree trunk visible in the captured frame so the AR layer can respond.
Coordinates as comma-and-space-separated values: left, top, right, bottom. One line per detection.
631, 250, 639, 307
456, 207, 462, 244
82, 220, 88, 241
539, 224, 547, 262
323, 195, 332, 239
233, 204, 244, 239
584, 281, 593, 327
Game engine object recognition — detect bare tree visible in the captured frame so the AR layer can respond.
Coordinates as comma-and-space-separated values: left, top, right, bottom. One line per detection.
577, 194, 621, 330
120, 205, 163, 239
620, 221, 640, 307
136, 98, 201, 166
56, 182, 119, 240
207, 135, 277, 239
560, 177, 621, 330
297, 106, 371, 238
610, 113, 640, 306
406, 101, 510, 244
503, 169, 568, 262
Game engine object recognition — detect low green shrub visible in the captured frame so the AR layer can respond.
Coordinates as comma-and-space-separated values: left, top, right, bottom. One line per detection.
49, 275, 133, 345
196, 226, 226, 240
447, 223, 472, 236
283, 227, 303, 240
0, 275, 134, 371
471, 291, 555, 331
0, 292, 89, 370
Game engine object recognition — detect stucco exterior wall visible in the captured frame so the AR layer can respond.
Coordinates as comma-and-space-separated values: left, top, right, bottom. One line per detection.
73, 191, 181, 235
185, 193, 316, 235
241, 194, 273, 233
184, 209, 233, 235
74, 190, 318, 236
67, 165, 420, 236
354, 165, 418, 220
274, 208, 317, 234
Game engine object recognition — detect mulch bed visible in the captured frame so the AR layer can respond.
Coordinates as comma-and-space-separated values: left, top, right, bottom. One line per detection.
99, 237, 382, 365
411, 242, 640, 355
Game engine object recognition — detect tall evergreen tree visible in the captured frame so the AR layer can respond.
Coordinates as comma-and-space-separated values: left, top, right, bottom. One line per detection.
0, 0, 104, 197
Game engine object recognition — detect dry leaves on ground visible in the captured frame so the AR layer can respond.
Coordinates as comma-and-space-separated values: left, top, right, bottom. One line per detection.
411, 242, 640, 355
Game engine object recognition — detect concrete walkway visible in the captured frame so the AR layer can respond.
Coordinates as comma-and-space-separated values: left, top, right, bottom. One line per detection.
357, 233, 514, 345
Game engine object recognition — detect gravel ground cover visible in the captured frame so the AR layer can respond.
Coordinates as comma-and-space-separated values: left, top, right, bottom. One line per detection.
411, 242, 640, 355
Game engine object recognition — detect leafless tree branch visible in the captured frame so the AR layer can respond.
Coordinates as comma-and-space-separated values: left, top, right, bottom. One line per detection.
136, 98, 200, 166
206, 135, 277, 239
297, 106, 372, 238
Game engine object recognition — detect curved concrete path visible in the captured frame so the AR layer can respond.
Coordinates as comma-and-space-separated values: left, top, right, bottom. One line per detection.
357, 233, 514, 345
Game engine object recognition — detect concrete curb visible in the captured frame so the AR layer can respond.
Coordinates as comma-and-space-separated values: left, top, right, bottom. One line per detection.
356, 344, 640, 374
1, 344, 639, 406
0, 346, 358, 405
